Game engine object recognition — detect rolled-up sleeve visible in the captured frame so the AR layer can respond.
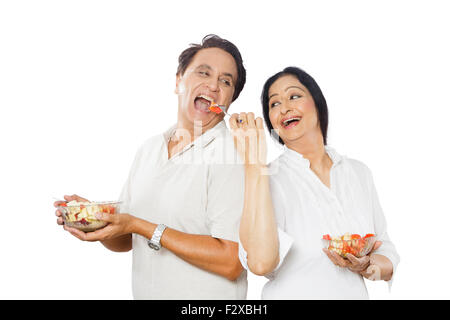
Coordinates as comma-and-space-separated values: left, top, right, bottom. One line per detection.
367, 168, 400, 289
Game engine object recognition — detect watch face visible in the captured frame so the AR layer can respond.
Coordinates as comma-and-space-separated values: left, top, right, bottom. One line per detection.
148, 241, 160, 250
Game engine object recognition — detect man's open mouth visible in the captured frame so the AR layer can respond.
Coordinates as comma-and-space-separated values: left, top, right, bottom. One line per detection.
194, 95, 215, 112
281, 116, 302, 128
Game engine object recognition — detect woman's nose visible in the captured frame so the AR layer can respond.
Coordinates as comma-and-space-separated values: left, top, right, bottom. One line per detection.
280, 100, 292, 114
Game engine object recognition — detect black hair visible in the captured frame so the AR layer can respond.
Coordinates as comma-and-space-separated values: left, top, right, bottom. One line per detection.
176, 34, 246, 102
261, 66, 328, 145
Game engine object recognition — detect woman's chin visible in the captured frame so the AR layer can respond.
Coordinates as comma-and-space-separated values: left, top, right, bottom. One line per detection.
278, 128, 303, 143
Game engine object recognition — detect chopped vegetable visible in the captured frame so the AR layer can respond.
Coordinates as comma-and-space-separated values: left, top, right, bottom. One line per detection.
323, 232, 376, 258
209, 105, 222, 114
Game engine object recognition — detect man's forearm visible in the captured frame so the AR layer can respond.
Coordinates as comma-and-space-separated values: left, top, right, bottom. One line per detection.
130, 216, 243, 281
101, 234, 132, 252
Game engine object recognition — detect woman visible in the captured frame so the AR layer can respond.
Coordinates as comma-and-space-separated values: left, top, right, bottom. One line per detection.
229, 66, 399, 299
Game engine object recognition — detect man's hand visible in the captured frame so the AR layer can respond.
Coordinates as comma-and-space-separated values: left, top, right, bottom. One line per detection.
54, 194, 89, 226
63, 212, 134, 242
55, 193, 134, 242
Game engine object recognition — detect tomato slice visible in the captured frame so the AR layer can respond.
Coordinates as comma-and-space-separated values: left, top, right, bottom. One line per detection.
364, 233, 375, 238
209, 106, 222, 114
351, 234, 361, 240
59, 202, 67, 207
323, 234, 331, 241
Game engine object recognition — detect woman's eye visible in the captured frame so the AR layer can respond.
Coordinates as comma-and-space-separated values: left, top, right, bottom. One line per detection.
199, 71, 209, 76
270, 102, 280, 108
290, 95, 301, 100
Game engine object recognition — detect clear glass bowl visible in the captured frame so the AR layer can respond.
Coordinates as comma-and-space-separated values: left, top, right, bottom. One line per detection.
322, 234, 377, 258
58, 201, 121, 232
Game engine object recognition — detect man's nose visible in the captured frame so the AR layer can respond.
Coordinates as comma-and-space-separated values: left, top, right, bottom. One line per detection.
206, 77, 219, 92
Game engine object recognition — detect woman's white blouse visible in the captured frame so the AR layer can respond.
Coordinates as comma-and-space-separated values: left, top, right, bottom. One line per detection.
239, 146, 400, 299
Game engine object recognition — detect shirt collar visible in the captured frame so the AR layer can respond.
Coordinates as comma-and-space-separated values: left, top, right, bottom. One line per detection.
325, 146, 343, 167
163, 120, 227, 149
283, 145, 343, 168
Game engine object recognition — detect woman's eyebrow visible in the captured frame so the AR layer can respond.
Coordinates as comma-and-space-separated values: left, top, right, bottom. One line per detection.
285, 86, 306, 93
269, 93, 279, 100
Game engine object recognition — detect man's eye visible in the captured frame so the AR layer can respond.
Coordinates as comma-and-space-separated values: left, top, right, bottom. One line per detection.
199, 71, 209, 76
221, 79, 232, 86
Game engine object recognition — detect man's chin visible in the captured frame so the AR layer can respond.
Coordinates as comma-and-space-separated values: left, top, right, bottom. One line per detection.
192, 116, 221, 129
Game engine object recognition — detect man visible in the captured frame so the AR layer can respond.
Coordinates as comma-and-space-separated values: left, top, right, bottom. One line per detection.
55, 35, 248, 299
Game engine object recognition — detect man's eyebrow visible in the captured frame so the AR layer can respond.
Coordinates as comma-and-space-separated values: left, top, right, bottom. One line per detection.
196, 64, 235, 81
285, 86, 306, 93
221, 72, 235, 81
196, 64, 212, 70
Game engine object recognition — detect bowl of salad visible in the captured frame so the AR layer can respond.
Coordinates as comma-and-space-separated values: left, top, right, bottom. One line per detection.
322, 233, 377, 258
58, 200, 121, 232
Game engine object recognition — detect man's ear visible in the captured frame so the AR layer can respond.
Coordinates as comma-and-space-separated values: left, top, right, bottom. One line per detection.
174, 74, 181, 94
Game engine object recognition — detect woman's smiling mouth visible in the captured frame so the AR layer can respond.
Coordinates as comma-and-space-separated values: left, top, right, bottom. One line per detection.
281, 116, 302, 129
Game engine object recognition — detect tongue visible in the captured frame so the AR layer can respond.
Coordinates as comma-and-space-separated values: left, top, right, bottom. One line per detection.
285, 119, 299, 127
195, 98, 211, 111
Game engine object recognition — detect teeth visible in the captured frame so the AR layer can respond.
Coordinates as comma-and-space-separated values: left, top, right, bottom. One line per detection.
198, 95, 214, 103
283, 117, 301, 126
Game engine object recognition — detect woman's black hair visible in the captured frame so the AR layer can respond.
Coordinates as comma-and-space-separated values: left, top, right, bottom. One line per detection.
261, 66, 328, 145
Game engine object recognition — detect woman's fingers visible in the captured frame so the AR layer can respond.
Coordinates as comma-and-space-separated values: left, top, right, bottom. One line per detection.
323, 248, 347, 267
322, 248, 336, 264
246, 112, 256, 128
228, 112, 267, 166
331, 251, 350, 267
239, 112, 248, 129
229, 113, 240, 130
346, 253, 361, 265
255, 117, 264, 131
347, 254, 370, 272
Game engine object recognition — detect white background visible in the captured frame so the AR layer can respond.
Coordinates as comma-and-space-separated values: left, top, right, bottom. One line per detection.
1, 0, 449, 299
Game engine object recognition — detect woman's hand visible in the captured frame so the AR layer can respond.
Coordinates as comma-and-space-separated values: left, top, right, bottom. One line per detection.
229, 112, 267, 168
63, 212, 134, 242
323, 241, 383, 278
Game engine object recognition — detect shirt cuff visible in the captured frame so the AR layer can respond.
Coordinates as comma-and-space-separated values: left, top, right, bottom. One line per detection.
238, 227, 294, 276
371, 248, 400, 291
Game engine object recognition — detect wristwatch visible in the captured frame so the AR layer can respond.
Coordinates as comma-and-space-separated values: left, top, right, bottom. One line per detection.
147, 224, 168, 250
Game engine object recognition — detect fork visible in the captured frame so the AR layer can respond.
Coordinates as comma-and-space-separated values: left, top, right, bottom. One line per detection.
212, 104, 243, 123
